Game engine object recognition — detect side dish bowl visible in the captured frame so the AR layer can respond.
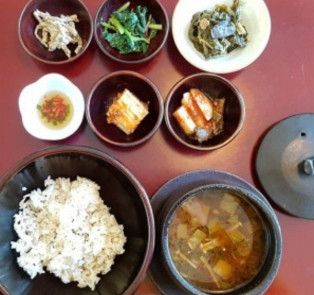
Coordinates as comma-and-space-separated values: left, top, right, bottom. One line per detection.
159, 184, 282, 295
172, 0, 271, 74
18, 0, 93, 64
0, 145, 155, 295
164, 72, 245, 150
86, 71, 164, 147
18, 73, 85, 140
94, 0, 169, 63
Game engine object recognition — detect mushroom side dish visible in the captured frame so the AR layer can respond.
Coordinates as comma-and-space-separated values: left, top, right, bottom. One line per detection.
33, 9, 83, 58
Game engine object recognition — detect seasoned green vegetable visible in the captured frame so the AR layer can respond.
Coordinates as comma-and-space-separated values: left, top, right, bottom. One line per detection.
188, 0, 248, 59
101, 1, 162, 54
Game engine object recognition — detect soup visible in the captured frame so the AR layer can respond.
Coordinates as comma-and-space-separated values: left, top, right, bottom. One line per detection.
37, 91, 73, 129
168, 188, 267, 292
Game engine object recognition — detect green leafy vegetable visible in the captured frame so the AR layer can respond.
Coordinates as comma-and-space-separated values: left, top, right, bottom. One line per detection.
188, 0, 248, 59
101, 1, 163, 54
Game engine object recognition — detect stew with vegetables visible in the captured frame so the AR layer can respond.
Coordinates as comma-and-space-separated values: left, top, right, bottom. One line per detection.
168, 188, 267, 292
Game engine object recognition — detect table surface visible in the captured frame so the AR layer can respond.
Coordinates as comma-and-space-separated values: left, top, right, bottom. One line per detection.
1, 0, 314, 294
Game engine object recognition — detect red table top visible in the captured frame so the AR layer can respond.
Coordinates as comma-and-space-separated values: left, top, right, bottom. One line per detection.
1, 0, 314, 294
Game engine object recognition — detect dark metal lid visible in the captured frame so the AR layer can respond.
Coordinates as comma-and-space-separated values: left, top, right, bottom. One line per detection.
256, 113, 314, 219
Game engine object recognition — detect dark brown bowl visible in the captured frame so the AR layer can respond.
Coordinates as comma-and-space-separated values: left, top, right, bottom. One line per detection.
164, 73, 246, 151
18, 0, 93, 64
94, 0, 169, 63
0, 145, 155, 295
159, 184, 282, 295
86, 71, 164, 147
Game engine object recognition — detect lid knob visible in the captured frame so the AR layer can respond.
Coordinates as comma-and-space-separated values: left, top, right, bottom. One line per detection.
303, 158, 314, 176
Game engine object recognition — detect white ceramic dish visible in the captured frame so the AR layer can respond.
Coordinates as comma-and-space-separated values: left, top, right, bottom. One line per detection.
172, 0, 271, 74
18, 73, 85, 140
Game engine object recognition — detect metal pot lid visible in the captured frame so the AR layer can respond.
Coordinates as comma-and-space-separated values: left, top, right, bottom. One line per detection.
256, 113, 314, 219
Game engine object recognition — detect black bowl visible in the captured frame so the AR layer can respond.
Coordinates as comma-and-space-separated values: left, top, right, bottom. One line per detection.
86, 71, 164, 147
165, 73, 245, 150
94, 0, 169, 63
159, 184, 282, 295
0, 145, 155, 295
18, 0, 93, 64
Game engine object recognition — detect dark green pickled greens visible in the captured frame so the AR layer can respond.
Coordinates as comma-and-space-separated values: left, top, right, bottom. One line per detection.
101, 2, 162, 54
188, 0, 248, 59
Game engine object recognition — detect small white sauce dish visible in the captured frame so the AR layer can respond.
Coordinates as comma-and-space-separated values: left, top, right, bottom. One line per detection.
18, 73, 85, 140
172, 0, 271, 74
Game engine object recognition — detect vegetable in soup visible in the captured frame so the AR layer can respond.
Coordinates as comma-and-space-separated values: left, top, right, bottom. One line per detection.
168, 188, 267, 292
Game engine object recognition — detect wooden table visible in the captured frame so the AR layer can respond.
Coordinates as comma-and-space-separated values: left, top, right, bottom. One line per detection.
1, 0, 314, 294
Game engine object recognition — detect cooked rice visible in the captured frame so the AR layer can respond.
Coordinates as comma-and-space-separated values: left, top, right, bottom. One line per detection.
11, 176, 126, 290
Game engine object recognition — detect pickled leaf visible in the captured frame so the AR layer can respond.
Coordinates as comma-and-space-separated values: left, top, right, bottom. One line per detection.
188, 0, 247, 59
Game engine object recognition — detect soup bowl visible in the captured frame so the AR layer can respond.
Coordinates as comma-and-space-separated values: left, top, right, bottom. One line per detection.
159, 184, 282, 295
0, 145, 155, 295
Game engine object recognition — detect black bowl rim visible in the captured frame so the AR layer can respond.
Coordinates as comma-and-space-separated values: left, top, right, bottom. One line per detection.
160, 183, 282, 295
164, 72, 246, 151
86, 70, 164, 147
18, 0, 93, 65
0, 144, 155, 295
93, 0, 169, 64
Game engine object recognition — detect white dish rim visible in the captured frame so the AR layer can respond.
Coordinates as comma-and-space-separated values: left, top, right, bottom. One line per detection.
172, 0, 271, 74
18, 73, 85, 140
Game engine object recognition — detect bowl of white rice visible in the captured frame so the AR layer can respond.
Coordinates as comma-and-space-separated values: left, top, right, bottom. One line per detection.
0, 145, 155, 295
